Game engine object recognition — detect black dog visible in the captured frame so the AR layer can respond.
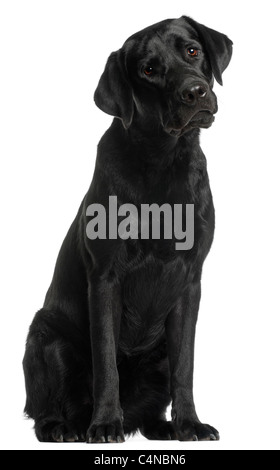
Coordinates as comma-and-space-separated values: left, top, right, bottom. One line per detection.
23, 16, 232, 443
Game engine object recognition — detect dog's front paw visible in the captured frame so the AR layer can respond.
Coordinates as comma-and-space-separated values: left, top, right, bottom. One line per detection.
176, 420, 219, 441
86, 419, 125, 444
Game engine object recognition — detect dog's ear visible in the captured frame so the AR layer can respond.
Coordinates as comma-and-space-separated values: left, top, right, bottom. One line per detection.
184, 17, 233, 86
94, 49, 134, 129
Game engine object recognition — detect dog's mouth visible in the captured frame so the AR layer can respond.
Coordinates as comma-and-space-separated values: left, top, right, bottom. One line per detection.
165, 111, 215, 137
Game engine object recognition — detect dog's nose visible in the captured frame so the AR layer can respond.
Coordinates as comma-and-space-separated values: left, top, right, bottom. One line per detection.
181, 84, 208, 104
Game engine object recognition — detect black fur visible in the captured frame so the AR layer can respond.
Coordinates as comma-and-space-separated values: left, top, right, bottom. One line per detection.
23, 16, 232, 443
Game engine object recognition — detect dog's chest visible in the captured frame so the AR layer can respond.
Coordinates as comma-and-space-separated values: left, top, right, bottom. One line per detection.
116, 173, 214, 355
118, 254, 188, 355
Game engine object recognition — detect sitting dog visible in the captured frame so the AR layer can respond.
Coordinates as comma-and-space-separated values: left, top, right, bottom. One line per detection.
23, 16, 232, 443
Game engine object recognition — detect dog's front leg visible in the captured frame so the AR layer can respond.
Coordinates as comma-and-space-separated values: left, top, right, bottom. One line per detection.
166, 281, 219, 441
86, 278, 124, 443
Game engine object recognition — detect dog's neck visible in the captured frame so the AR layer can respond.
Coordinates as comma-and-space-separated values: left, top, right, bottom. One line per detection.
111, 118, 201, 170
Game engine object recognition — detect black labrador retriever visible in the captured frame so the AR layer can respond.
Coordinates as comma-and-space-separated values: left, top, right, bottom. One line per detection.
23, 16, 232, 443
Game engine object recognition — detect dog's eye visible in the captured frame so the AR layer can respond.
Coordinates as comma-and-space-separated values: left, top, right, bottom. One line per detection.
187, 48, 199, 57
144, 66, 153, 76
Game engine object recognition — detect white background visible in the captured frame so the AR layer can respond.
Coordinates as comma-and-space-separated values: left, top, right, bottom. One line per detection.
0, 0, 279, 451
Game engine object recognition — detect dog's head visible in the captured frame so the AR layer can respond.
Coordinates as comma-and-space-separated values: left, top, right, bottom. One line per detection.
94, 17, 233, 136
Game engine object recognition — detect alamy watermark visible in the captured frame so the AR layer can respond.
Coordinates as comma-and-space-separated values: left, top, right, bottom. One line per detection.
86, 196, 194, 251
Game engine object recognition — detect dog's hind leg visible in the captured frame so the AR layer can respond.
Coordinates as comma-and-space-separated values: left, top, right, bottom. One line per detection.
119, 347, 177, 440
23, 309, 92, 442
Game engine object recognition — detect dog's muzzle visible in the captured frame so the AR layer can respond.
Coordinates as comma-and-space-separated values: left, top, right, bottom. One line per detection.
164, 79, 218, 136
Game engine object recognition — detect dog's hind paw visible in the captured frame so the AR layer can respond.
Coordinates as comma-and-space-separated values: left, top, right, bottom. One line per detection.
140, 420, 177, 440
35, 420, 85, 443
